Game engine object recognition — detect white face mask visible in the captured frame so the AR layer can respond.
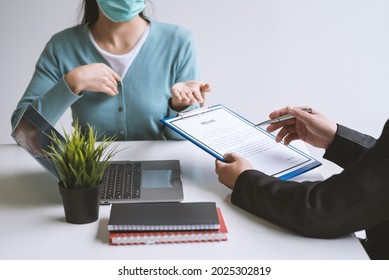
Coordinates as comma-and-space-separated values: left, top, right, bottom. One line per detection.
97, 0, 145, 22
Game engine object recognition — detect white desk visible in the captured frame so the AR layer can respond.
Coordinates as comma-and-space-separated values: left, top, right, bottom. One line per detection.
0, 141, 369, 260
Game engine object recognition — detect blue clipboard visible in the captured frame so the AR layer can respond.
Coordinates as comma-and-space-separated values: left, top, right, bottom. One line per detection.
161, 104, 321, 180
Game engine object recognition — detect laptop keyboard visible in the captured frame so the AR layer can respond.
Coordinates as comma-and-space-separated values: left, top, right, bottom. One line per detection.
101, 162, 141, 200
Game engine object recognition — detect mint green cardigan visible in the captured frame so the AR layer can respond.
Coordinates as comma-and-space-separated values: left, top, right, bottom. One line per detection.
12, 20, 199, 140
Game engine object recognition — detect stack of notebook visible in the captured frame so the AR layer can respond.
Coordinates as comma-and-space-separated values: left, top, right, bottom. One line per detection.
107, 202, 228, 245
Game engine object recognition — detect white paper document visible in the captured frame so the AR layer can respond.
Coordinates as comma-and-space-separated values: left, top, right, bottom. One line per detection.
161, 105, 321, 180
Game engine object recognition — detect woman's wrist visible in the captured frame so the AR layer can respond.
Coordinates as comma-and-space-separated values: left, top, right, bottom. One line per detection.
64, 69, 82, 95
169, 98, 190, 112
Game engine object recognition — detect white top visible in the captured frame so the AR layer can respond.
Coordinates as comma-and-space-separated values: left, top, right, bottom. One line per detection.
88, 25, 150, 79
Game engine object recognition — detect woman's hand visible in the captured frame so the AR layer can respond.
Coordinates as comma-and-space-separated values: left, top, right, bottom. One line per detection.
64, 63, 121, 96
266, 106, 337, 149
170, 80, 211, 111
215, 153, 253, 189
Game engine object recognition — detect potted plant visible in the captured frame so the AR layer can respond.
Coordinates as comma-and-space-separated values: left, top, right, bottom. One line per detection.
46, 121, 117, 224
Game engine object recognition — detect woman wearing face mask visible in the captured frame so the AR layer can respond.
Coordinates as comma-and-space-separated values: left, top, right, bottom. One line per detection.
11, 0, 210, 140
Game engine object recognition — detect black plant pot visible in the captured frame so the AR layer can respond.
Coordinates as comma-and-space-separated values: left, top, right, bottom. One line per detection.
58, 182, 101, 224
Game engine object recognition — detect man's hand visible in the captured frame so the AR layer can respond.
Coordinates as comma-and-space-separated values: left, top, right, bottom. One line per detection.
215, 153, 253, 189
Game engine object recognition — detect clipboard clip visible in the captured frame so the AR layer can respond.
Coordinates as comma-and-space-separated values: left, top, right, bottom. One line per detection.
177, 106, 215, 119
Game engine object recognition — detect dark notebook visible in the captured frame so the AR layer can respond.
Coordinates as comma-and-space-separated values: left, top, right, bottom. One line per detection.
107, 202, 220, 231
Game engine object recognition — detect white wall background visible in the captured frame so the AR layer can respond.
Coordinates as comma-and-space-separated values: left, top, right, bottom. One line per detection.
1, 0, 388, 178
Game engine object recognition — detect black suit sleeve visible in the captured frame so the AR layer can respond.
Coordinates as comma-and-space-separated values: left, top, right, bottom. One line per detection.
323, 124, 376, 168
231, 120, 389, 239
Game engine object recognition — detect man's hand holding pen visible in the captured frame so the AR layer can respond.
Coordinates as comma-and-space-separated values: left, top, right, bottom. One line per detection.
261, 106, 338, 149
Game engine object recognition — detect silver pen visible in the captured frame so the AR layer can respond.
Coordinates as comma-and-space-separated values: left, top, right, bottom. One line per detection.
255, 107, 312, 126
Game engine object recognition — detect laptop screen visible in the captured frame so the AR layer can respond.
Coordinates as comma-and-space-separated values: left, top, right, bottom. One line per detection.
11, 105, 65, 181
12, 105, 184, 204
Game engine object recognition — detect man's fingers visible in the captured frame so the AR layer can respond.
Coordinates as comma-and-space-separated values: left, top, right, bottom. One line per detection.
269, 107, 289, 119
266, 118, 296, 132
223, 152, 239, 162
275, 125, 297, 143
283, 133, 299, 145
286, 106, 313, 123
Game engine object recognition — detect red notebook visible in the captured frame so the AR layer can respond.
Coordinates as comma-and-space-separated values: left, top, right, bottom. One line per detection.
109, 208, 228, 245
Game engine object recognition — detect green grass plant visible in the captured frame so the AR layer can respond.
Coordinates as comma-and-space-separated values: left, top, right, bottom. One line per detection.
46, 121, 117, 189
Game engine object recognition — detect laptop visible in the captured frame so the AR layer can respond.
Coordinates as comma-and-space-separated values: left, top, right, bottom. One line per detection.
11, 105, 184, 205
